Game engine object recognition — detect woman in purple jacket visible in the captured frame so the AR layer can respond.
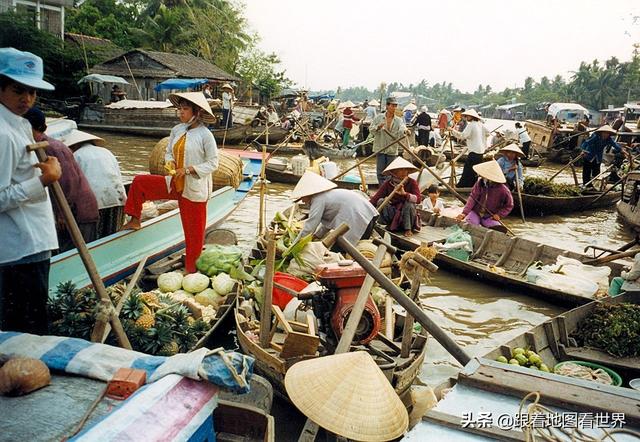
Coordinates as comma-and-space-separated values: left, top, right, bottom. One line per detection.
456, 160, 513, 228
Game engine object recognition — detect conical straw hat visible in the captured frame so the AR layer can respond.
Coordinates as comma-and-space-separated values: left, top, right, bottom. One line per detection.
383, 157, 419, 175
168, 92, 216, 124
595, 124, 617, 134
61, 129, 105, 148
285, 352, 408, 441
290, 171, 337, 201
369, 99, 380, 106
473, 160, 506, 183
499, 143, 525, 157
221, 83, 233, 91
461, 108, 482, 120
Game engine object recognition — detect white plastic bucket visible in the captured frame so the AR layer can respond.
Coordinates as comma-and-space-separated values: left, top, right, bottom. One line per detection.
291, 154, 310, 176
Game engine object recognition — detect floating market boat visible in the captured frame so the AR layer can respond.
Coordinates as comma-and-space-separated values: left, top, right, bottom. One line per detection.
212, 125, 289, 146
405, 292, 640, 440
302, 140, 358, 159
49, 149, 263, 297
264, 163, 379, 190
617, 169, 640, 232
380, 211, 627, 307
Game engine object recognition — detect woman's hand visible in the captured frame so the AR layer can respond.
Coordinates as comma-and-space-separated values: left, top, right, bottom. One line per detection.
492, 214, 501, 221
456, 213, 465, 221
174, 168, 187, 178
434, 207, 441, 214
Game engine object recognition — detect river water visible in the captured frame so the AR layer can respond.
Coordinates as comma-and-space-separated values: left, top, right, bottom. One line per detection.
97, 130, 632, 437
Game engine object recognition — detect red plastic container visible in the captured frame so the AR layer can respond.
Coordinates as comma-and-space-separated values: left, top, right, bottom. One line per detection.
272, 272, 309, 309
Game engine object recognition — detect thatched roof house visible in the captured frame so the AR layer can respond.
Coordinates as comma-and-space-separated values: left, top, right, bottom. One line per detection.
90, 49, 240, 101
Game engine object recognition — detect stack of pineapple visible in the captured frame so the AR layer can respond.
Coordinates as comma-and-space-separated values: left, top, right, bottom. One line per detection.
48, 281, 211, 356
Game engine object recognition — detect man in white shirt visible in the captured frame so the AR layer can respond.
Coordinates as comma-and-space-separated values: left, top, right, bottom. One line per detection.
450, 109, 490, 187
515, 122, 531, 158
63, 130, 127, 238
0, 48, 61, 334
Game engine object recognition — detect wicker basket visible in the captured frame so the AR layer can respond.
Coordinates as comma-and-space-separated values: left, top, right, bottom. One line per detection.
148, 137, 243, 190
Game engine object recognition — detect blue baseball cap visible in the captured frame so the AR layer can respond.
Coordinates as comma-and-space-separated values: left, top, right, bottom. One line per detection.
0, 47, 54, 91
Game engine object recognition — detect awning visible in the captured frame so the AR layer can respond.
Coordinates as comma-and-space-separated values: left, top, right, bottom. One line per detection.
496, 102, 526, 110
547, 102, 588, 117
78, 74, 130, 85
154, 78, 209, 91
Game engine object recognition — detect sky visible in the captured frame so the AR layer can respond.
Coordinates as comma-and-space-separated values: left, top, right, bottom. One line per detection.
243, 0, 640, 93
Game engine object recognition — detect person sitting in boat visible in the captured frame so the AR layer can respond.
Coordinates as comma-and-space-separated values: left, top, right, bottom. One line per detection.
252, 106, 269, 126
280, 114, 292, 131
496, 144, 525, 191
421, 184, 444, 214
608, 252, 640, 297
121, 92, 218, 274
292, 171, 378, 247
267, 105, 279, 125
24, 107, 99, 251
63, 129, 127, 239
455, 160, 513, 229
369, 157, 422, 237
202, 84, 213, 100
580, 125, 622, 188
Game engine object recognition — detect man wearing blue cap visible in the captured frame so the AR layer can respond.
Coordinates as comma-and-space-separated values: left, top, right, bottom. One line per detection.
0, 48, 61, 334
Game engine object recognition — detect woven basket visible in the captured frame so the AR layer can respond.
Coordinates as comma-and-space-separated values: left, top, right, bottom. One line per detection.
148, 137, 243, 190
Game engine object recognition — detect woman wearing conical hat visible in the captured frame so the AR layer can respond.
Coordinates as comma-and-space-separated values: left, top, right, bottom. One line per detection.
455, 160, 513, 228
580, 124, 622, 187
291, 172, 378, 247
450, 108, 491, 187
122, 92, 218, 274
496, 143, 525, 191
369, 157, 422, 237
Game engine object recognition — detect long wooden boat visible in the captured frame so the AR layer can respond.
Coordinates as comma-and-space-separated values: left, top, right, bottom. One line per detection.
49, 149, 263, 297
212, 125, 288, 145
380, 211, 627, 308
617, 169, 640, 232
440, 186, 621, 216
406, 292, 640, 440
264, 163, 379, 190
302, 140, 358, 159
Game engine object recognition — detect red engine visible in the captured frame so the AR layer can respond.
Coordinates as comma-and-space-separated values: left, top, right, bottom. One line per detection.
316, 262, 381, 345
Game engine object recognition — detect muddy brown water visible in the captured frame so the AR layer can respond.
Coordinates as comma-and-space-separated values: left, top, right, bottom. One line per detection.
99, 130, 632, 438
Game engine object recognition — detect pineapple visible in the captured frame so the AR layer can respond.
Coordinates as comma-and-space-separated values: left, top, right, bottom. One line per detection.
122, 293, 145, 320
135, 312, 156, 329
159, 341, 180, 356
140, 292, 161, 308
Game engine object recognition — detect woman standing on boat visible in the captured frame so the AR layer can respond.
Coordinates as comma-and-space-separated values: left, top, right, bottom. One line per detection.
122, 92, 218, 274
455, 160, 513, 228
450, 109, 490, 187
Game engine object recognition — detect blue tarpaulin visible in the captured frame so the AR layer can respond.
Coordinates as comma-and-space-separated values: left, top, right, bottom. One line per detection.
309, 93, 335, 101
154, 78, 209, 92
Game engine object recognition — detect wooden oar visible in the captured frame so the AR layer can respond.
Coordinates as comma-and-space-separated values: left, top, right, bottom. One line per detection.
582, 151, 640, 189
584, 248, 640, 265
27, 141, 131, 349
376, 177, 409, 213
330, 134, 407, 182
259, 232, 276, 348
387, 130, 516, 236
582, 172, 628, 210
356, 164, 368, 193
514, 159, 526, 223
548, 152, 584, 182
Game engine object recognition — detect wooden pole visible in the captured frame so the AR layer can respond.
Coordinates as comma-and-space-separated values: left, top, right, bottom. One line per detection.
259, 232, 276, 348
447, 131, 456, 188
331, 134, 407, 182
582, 152, 640, 189
335, 232, 471, 365
584, 248, 640, 265
27, 142, 131, 349
582, 172, 628, 210
356, 164, 368, 193
400, 272, 422, 358
376, 176, 409, 213
257, 143, 267, 235
548, 152, 584, 182
514, 159, 526, 223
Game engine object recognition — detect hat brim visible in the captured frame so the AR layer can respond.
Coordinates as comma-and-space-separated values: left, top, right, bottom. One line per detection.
169, 94, 216, 124
7, 74, 55, 91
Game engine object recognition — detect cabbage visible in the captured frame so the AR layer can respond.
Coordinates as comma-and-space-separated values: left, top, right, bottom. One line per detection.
195, 288, 225, 308
196, 245, 243, 277
211, 273, 235, 296
182, 272, 210, 293
157, 271, 184, 292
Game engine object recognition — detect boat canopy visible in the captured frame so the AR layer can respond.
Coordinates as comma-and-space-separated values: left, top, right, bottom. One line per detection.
496, 102, 526, 110
154, 78, 209, 91
547, 102, 588, 118
78, 74, 130, 85
309, 93, 335, 101
105, 99, 173, 109
624, 102, 640, 111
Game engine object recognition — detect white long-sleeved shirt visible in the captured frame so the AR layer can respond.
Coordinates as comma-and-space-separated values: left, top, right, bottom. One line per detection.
74, 143, 127, 210
518, 129, 531, 144
165, 123, 219, 202
451, 120, 490, 154
0, 103, 57, 264
421, 197, 445, 213
296, 189, 378, 246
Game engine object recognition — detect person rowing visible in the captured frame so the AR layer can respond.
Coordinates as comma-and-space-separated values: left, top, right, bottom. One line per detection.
496, 143, 525, 191
455, 160, 514, 228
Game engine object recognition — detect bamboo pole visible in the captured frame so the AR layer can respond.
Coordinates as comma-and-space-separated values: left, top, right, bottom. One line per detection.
259, 232, 276, 348
257, 143, 268, 235
548, 152, 584, 182
376, 176, 409, 213
582, 172, 628, 210
514, 159, 526, 223
356, 164, 368, 193
27, 142, 131, 349
400, 272, 422, 358
331, 134, 406, 182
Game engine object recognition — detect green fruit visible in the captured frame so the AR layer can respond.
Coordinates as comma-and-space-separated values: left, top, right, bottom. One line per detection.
496, 356, 508, 363
509, 359, 520, 365
529, 354, 542, 367
525, 350, 537, 358
539, 364, 550, 372
512, 347, 526, 357
529, 365, 539, 370
515, 354, 529, 366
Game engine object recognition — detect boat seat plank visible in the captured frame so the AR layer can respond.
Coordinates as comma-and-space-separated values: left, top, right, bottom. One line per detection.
458, 359, 640, 424
423, 410, 525, 441
561, 346, 640, 373
407, 226, 449, 245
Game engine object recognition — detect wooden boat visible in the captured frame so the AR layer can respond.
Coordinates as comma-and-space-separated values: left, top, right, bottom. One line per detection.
440, 186, 622, 216
264, 163, 379, 190
49, 149, 263, 297
302, 140, 358, 159
617, 169, 640, 232
212, 125, 288, 145
379, 211, 627, 308
406, 293, 640, 439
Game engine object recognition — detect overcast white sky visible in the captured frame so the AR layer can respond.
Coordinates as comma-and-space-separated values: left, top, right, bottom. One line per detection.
243, 0, 640, 93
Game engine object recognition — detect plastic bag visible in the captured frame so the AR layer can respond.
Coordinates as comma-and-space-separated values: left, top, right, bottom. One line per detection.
526, 267, 599, 297
286, 241, 342, 279
443, 225, 473, 252
554, 255, 611, 292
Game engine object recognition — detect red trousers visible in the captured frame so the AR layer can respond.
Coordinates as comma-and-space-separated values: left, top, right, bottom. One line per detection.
125, 175, 206, 273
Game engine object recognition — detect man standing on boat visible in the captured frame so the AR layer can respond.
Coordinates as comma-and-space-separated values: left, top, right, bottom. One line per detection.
450, 109, 490, 187
221, 83, 234, 129
514, 122, 532, 158
362, 100, 377, 142
291, 172, 378, 247
0, 48, 60, 334
414, 106, 432, 147
370, 97, 407, 184
580, 125, 622, 187
342, 104, 359, 147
